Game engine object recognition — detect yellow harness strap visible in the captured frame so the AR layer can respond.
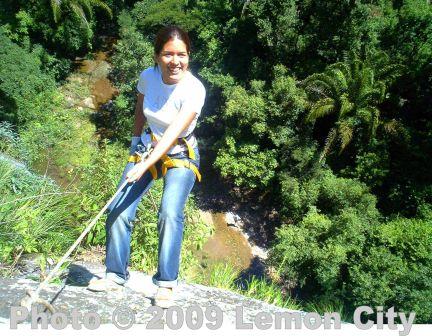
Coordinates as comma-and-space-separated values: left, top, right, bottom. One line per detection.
127, 155, 158, 179
127, 133, 201, 182
160, 156, 202, 182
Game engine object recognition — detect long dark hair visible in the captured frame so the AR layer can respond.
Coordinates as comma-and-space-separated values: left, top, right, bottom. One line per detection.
153, 25, 191, 66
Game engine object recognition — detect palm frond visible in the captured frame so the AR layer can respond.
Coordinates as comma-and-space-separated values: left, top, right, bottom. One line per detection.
92, 0, 113, 18
365, 50, 390, 70
338, 120, 354, 153
49, 0, 112, 25
358, 85, 385, 107
78, 0, 93, 21
339, 93, 354, 118
70, 3, 90, 28
376, 64, 405, 84
374, 81, 387, 102
350, 59, 362, 82
328, 62, 352, 84
365, 50, 404, 84
307, 98, 335, 122
357, 107, 380, 139
51, 0, 63, 23
304, 80, 333, 98
319, 127, 337, 163
348, 59, 363, 102
327, 68, 348, 95
359, 68, 375, 96
302, 73, 338, 97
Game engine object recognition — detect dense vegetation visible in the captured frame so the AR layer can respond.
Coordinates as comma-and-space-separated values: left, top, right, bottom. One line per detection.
1, 0, 431, 322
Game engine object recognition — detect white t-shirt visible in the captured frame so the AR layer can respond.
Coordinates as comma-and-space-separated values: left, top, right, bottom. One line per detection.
136, 65, 206, 154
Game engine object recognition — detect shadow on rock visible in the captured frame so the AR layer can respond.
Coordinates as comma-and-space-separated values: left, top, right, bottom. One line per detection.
65, 264, 100, 287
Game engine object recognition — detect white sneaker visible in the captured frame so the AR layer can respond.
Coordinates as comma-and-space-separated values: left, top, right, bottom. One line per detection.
87, 277, 123, 292
153, 287, 174, 309
124, 273, 158, 297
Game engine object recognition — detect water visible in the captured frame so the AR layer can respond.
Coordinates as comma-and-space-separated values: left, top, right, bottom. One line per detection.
197, 212, 254, 272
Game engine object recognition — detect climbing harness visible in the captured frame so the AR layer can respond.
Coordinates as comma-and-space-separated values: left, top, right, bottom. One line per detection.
128, 128, 201, 182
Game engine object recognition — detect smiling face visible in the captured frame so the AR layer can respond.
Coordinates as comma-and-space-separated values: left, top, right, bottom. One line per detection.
155, 38, 189, 85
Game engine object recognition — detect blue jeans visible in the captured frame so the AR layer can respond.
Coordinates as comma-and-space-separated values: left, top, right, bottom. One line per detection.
104, 147, 199, 288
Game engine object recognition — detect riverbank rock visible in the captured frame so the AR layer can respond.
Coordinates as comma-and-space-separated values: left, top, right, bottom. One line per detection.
80, 97, 96, 109
224, 211, 268, 261
225, 211, 242, 228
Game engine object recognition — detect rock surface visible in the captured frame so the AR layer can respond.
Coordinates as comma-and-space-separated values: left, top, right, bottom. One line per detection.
0, 259, 307, 327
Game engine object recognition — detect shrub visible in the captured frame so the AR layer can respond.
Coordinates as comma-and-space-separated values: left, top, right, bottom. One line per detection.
347, 216, 432, 323
270, 175, 432, 322
0, 155, 77, 263
212, 65, 311, 192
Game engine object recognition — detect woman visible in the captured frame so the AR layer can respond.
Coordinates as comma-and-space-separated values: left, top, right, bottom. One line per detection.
87, 25, 206, 309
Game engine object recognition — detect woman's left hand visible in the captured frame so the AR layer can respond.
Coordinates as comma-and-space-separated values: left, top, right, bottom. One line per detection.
126, 162, 148, 183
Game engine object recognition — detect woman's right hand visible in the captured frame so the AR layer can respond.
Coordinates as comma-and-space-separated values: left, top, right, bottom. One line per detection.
126, 160, 149, 183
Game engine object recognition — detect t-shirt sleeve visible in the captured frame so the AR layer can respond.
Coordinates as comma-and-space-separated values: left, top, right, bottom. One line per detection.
182, 81, 206, 116
136, 69, 148, 94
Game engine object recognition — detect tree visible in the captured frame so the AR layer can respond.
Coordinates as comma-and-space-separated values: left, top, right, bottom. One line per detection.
302, 51, 403, 162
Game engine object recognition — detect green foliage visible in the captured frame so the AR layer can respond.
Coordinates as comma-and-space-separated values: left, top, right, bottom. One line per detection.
270, 188, 432, 322
241, 275, 301, 310
0, 122, 21, 158
213, 65, 312, 191
76, 140, 126, 245
232, 0, 401, 77
194, 261, 301, 310
271, 169, 381, 291
340, 143, 390, 189
347, 215, 432, 323
103, 11, 154, 142
198, 261, 239, 291
131, 0, 200, 32
280, 168, 380, 222
215, 136, 278, 189
0, 30, 55, 124
304, 297, 352, 323
0, 155, 77, 263
111, 11, 154, 92
18, 91, 79, 165
385, 0, 432, 75
178, 194, 213, 281
33, 45, 72, 81
314, 170, 379, 218
0, 0, 113, 57
192, 0, 261, 81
